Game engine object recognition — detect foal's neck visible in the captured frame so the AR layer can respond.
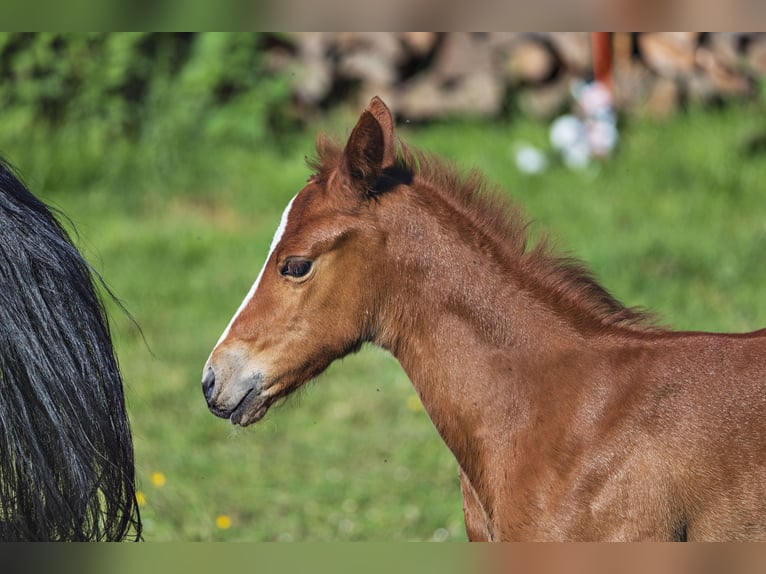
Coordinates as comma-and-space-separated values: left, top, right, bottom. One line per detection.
373, 184, 594, 487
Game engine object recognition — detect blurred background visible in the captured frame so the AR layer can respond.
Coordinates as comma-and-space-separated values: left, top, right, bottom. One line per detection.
0, 32, 765, 541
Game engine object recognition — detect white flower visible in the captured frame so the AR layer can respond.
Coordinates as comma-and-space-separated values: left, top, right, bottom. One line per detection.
514, 143, 548, 174
550, 115, 587, 151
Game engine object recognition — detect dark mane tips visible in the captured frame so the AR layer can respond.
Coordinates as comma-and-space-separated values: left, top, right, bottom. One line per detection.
526, 239, 660, 330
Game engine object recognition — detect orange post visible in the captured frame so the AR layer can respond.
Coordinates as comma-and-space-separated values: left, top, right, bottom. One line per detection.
591, 32, 613, 92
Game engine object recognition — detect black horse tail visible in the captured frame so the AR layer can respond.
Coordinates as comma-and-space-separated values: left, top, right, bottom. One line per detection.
0, 159, 141, 541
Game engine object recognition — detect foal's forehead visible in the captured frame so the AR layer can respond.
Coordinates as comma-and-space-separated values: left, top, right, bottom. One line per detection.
271, 184, 327, 244
286, 183, 321, 221
284, 179, 347, 225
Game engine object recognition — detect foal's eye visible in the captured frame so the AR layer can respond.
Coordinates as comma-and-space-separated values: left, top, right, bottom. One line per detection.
280, 257, 313, 279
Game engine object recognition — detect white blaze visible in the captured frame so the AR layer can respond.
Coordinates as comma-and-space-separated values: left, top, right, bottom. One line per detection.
211, 194, 298, 350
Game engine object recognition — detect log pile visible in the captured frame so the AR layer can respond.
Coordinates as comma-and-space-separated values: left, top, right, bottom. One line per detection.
275, 32, 766, 121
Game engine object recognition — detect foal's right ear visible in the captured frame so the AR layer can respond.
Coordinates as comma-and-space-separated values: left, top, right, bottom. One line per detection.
342, 97, 395, 196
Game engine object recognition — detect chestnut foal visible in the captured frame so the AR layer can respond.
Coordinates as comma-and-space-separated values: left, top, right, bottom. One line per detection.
203, 97, 766, 541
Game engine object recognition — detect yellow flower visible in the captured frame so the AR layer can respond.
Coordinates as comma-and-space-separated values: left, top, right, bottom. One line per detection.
151, 471, 167, 488
216, 515, 232, 530
135, 491, 147, 506
406, 394, 424, 412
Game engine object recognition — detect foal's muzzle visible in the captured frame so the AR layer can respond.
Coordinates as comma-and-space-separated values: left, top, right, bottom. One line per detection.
201, 357, 271, 426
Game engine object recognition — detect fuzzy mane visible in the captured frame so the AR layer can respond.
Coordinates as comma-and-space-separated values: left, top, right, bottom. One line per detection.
309, 134, 658, 332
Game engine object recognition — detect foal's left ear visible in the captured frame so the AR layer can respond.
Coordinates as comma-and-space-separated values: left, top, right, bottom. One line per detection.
342, 96, 395, 195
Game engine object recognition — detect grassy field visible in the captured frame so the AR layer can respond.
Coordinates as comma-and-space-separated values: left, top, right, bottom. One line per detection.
4, 101, 766, 541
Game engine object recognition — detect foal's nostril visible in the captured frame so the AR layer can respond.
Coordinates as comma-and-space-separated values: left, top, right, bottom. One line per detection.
202, 367, 216, 402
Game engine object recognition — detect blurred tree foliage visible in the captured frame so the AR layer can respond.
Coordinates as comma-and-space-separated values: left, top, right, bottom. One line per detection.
0, 33, 297, 190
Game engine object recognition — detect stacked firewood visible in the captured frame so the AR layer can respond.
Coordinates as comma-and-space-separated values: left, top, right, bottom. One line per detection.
278, 32, 766, 120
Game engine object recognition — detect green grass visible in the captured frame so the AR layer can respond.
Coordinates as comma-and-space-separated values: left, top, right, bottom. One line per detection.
4, 102, 766, 541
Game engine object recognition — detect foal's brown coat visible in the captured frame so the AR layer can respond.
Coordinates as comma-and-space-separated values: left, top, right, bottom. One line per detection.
204, 97, 766, 541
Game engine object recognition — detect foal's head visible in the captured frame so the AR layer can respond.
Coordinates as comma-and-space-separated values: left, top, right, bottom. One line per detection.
203, 97, 399, 426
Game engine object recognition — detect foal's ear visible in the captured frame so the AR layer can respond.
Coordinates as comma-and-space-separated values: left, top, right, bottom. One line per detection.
366, 96, 395, 165
342, 96, 395, 195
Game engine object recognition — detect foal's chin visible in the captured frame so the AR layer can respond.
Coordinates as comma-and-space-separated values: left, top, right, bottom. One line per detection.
226, 379, 297, 427
227, 388, 275, 427
230, 400, 271, 427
